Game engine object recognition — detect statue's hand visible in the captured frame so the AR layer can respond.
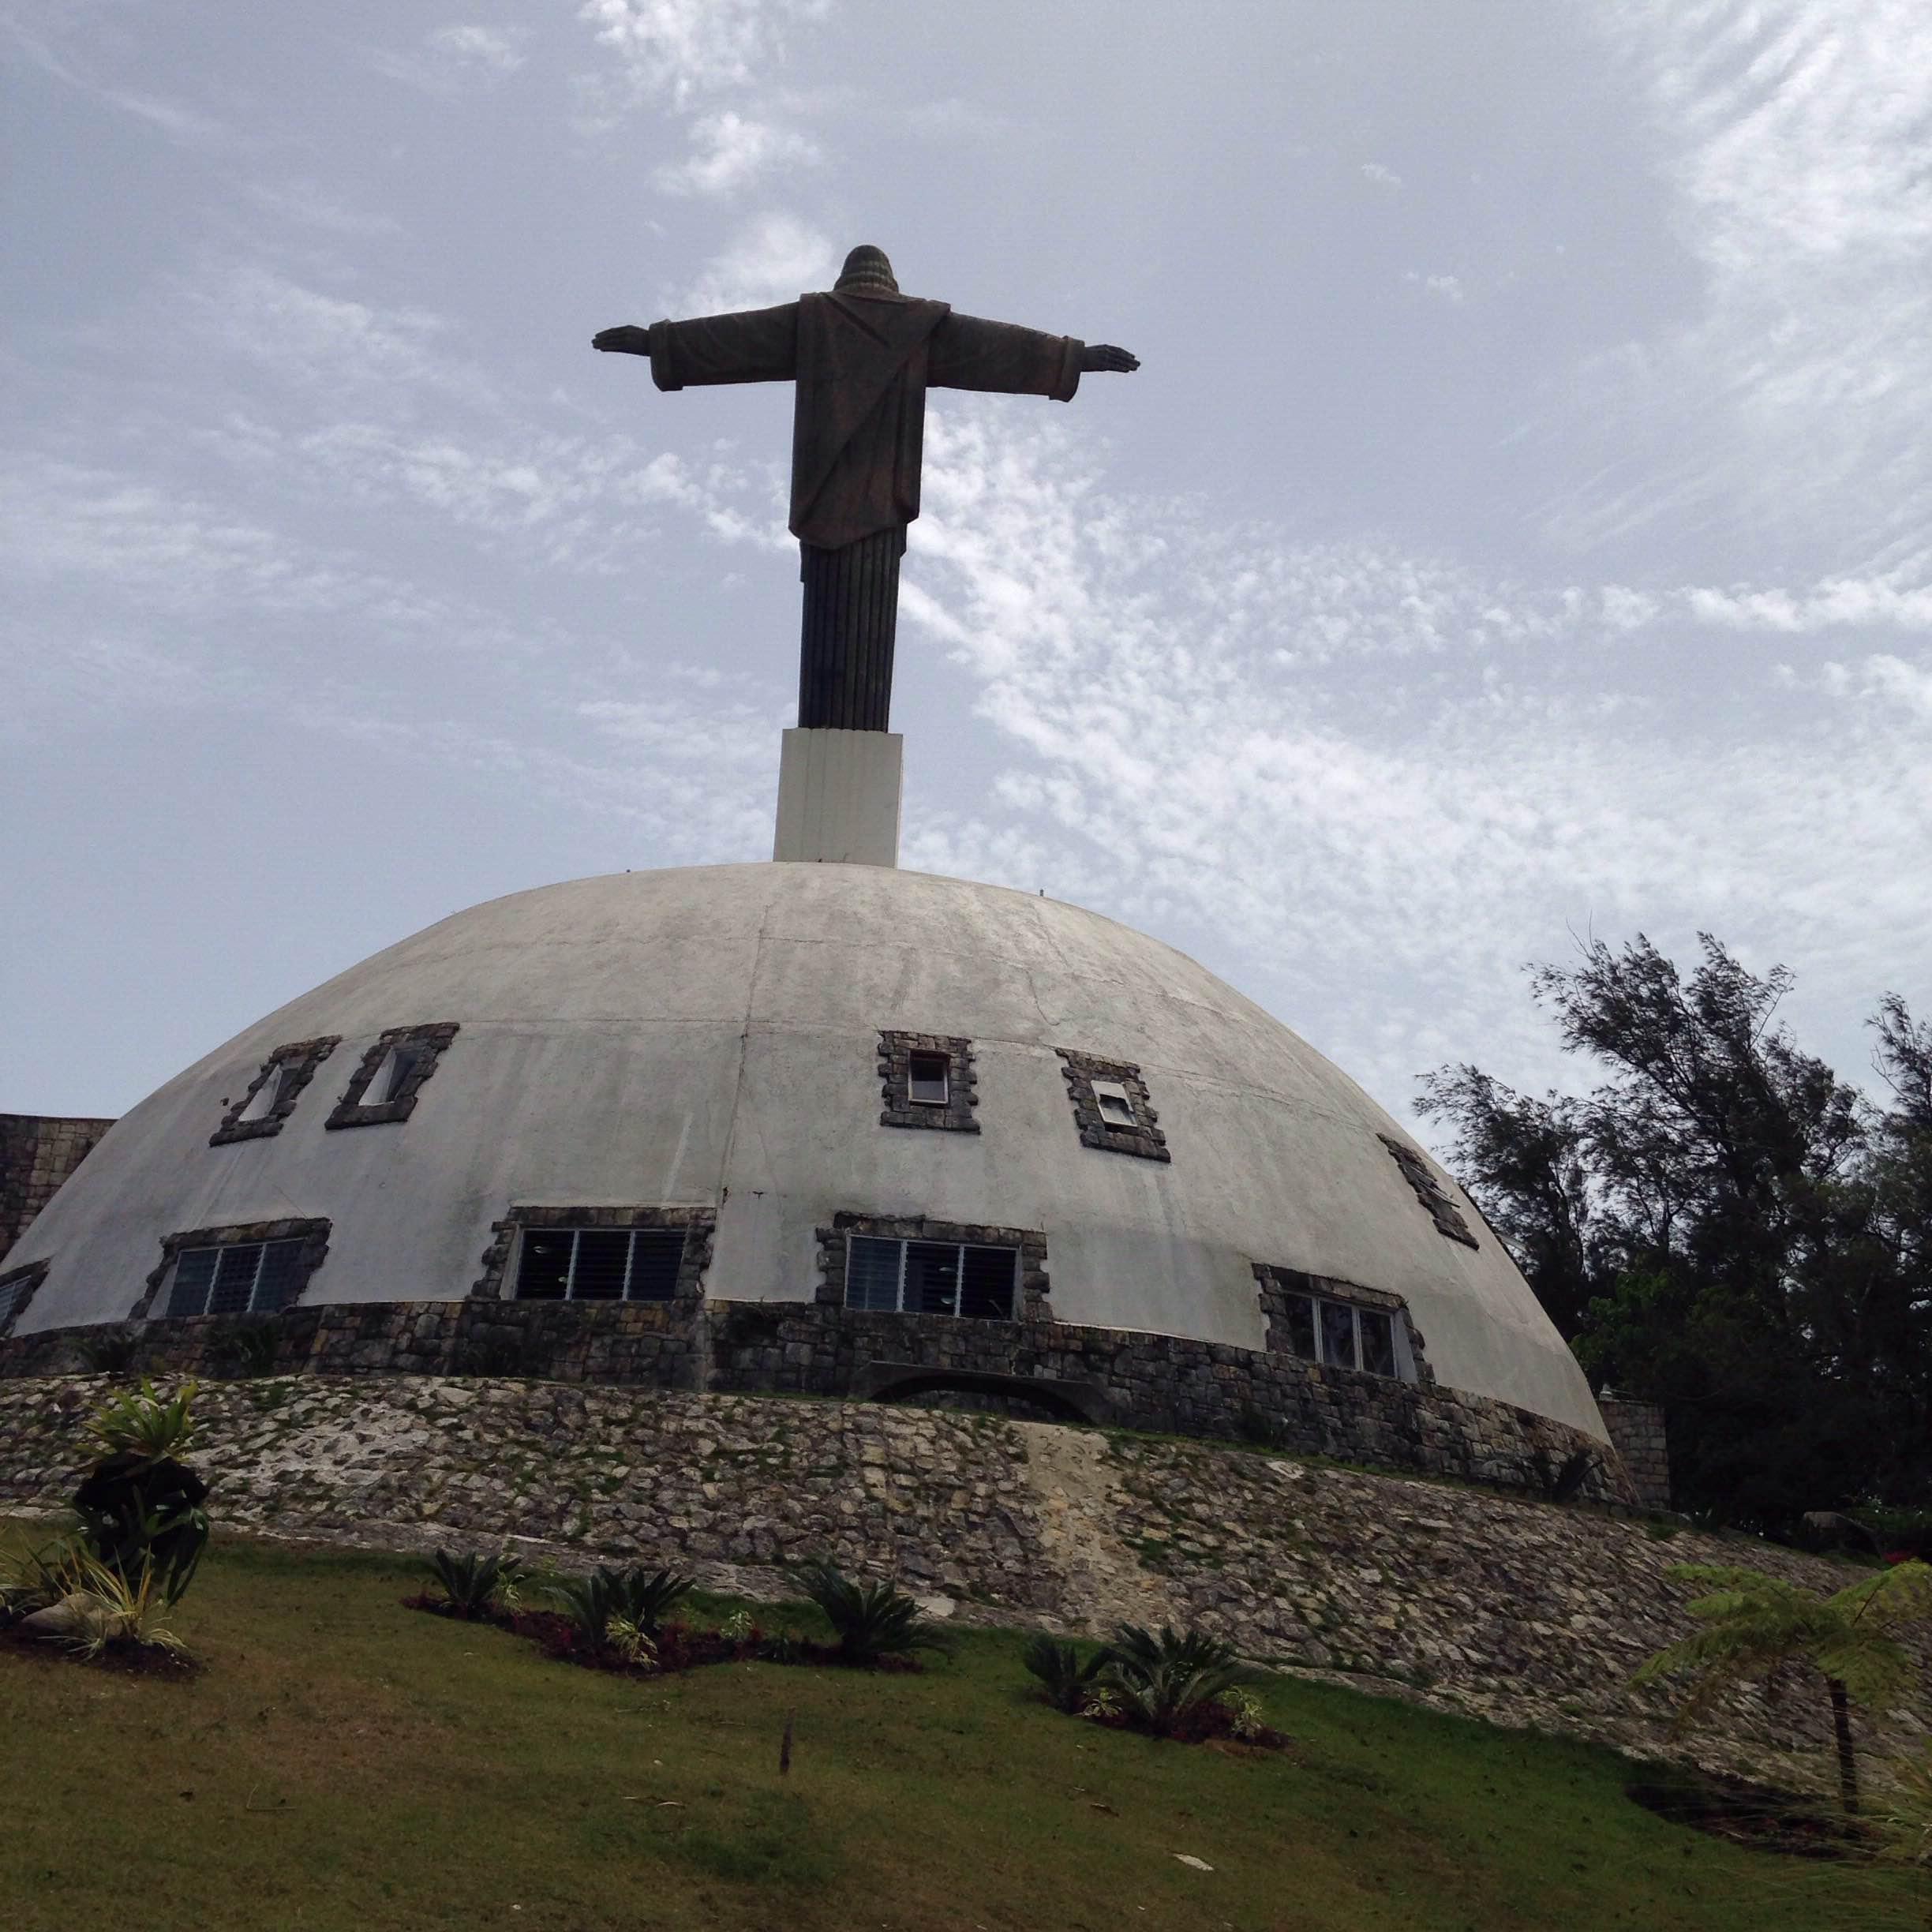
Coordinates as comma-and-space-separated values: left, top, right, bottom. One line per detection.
1080, 343, 1140, 373
593, 324, 653, 357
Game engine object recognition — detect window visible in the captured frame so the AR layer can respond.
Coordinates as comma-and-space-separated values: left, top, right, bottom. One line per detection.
0, 1260, 50, 1338
210, 1035, 340, 1146
1055, 1050, 1170, 1162
167, 1239, 310, 1317
514, 1226, 687, 1302
907, 1050, 950, 1106
844, 1234, 1018, 1320
327, 1021, 459, 1130
1255, 1264, 1421, 1383
877, 1031, 979, 1133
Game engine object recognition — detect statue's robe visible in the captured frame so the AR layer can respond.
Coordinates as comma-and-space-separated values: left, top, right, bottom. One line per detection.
647, 290, 1085, 550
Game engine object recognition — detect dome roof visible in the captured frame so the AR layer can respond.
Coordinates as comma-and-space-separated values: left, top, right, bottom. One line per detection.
6, 863, 1604, 1437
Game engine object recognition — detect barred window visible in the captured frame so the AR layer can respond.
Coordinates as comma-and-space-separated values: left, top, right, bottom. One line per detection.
514, 1226, 686, 1303
167, 1240, 309, 1317
844, 1235, 1017, 1320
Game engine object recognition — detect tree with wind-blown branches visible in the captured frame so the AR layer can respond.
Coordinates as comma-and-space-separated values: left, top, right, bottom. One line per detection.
1634, 1560, 1932, 1814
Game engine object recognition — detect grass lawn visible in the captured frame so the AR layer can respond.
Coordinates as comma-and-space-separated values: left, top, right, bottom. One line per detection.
0, 1526, 1919, 1932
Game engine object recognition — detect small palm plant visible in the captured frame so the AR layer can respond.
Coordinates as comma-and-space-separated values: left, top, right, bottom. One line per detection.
1634, 1560, 1932, 1814
551, 1564, 695, 1649
1022, 1634, 1110, 1714
798, 1560, 952, 1667
427, 1548, 522, 1619
1103, 1623, 1256, 1739
73, 1380, 209, 1610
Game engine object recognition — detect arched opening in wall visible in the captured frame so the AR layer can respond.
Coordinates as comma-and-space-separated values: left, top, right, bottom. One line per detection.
862, 1365, 1103, 1427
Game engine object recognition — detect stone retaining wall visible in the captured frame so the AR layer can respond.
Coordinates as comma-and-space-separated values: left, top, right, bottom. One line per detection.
0, 1296, 1638, 1506
0, 1372, 1915, 1799
1599, 1395, 1672, 1509
0, 1114, 114, 1260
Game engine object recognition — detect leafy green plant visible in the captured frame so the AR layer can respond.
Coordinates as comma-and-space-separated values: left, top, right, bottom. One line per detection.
76, 1329, 140, 1376
1021, 1634, 1109, 1714
427, 1548, 522, 1619
20, 1546, 185, 1661
1102, 1623, 1256, 1738
88, 1378, 199, 1460
1634, 1560, 1932, 1814
605, 1615, 658, 1669
797, 1559, 952, 1666
549, 1564, 695, 1648
211, 1321, 282, 1379
1221, 1687, 1272, 1743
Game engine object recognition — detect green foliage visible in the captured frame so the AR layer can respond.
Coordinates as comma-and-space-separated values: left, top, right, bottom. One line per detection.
549, 1563, 695, 1646
1634, 1559, 1932, 1813
1419, 934, 1932, 1530
427, 1548, 522, 1618
76, 1329, 140, 1375
1102, 1623, 1256, 1737
796, 1559, 952, 1665
1020, 1633, 1109, 1713
88, 1378, 200, 1461
25, 1546, 186, 1659
211, 1322, 282, 1379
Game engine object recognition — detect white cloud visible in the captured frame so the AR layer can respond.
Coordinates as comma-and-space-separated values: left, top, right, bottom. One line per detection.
577, 0, 830, 107
669, 211, 834, 313
1405, 271, 1465, 303
1361, 161, 1403, 192
373, 24, 529, 93
652, 110, 819, 195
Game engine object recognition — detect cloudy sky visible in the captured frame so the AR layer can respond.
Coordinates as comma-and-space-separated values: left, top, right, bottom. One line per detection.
6, 0, 1931, 1136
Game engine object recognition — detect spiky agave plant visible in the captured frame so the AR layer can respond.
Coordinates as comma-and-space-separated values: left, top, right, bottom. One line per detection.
428, 1548, 522, 1619
24, 1547, 186, 1660
87, 1379, 200, 1461
606, 1565, 695, 1637
1103, 1623, 1256, 1737
1021, 1634, 1110, 1714
798, 1560, 952, 1666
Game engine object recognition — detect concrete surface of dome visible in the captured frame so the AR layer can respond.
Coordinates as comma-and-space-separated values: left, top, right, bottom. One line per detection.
4, 862, 1604, 1439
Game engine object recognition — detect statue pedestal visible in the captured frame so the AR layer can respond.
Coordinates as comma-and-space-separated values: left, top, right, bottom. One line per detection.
773, 728, 902, 867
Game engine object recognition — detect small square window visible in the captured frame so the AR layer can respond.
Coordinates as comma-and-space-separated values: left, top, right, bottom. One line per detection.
1091, 1080, 1136, 1128
1056, 1050, 1169, 1161
907, 1050, 950, 1106
327, 1022, 459, 1130
210, 1036, 340, 1145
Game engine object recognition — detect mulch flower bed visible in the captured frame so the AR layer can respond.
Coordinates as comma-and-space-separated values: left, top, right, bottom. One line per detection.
1626, 1773, 1875, 1858
402, 1593, 921, 1676
1069, 1700, 1290, 1750
0, 1618, 199, 1677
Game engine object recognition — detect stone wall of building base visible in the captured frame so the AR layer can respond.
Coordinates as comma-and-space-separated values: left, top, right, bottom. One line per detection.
0, 1372, 1911, 1800
0, 1113, 114, 1260
0, 1296, 1638, 1507
1599, 1395, 1671, 1510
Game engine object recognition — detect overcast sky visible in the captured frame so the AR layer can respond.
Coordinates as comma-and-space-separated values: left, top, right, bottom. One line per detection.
6, 0, 1931, 1136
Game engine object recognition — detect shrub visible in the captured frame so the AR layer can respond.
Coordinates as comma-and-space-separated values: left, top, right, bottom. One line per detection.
549, 1564, 695, 1649
72, 1380, 209, 1610
77, 1330, 140, 1376
428, 1548, 523, 1619
797, 1560, 952, 1666
1103, 1623, 1256, 1739
18, 1547, 185, 1660
210, 1322, 282, 1380
1022, 1634, 1110, 1714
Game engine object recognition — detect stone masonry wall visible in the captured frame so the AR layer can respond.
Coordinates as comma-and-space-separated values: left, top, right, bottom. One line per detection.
1599, 1396, 1672, 1510
0, 1297, 1638, 1507
0, 1372, 1916, 1799
0, 1114, 114, 1260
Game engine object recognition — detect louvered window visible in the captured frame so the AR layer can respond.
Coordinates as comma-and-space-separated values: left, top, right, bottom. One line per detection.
0, 1274, 30, 1329
514, 1226, 686, 1302
1279, 1292, 1402, 1380
844, 1236, 1017, 1320
167, 1240, 309, 1317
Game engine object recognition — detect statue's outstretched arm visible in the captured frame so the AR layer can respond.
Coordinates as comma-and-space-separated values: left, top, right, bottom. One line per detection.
1080, 344, 1139, 373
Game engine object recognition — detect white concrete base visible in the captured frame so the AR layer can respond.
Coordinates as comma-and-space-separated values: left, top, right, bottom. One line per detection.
773, 728, 902, 867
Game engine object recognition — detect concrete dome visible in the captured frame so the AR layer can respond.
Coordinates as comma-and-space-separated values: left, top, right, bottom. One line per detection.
4, 863, 1604, 1439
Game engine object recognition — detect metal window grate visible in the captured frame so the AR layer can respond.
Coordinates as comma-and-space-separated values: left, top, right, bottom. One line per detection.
513, 1227, 687, 1303
843, 1236, 1017, 1320
167, 1239, 308, 1318
0, 1277, 24, 1328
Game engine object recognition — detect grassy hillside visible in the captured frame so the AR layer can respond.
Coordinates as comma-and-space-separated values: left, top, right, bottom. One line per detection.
0, 1529, 1917, 1932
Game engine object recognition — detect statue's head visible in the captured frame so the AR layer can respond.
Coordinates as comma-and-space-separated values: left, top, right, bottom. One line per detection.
835, 245, 898, 295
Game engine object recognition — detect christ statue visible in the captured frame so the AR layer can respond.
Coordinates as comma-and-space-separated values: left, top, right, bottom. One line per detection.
593, 245, 1138, 732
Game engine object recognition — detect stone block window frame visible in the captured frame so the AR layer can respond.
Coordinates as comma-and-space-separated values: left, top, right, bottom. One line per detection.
1253, 1264, 1434, 1386
469, 1204, 717, 1303
129, 1218, 332, 1322
1056, 1049, 1170, 1163
325, 1022, 460, 1131
1378, 1134, 1480, 1249
0, 1258, 51, 1339
815, 1211, 1051, 1321
209, 1035, 341, 1146
878, 1031, 980, 1133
